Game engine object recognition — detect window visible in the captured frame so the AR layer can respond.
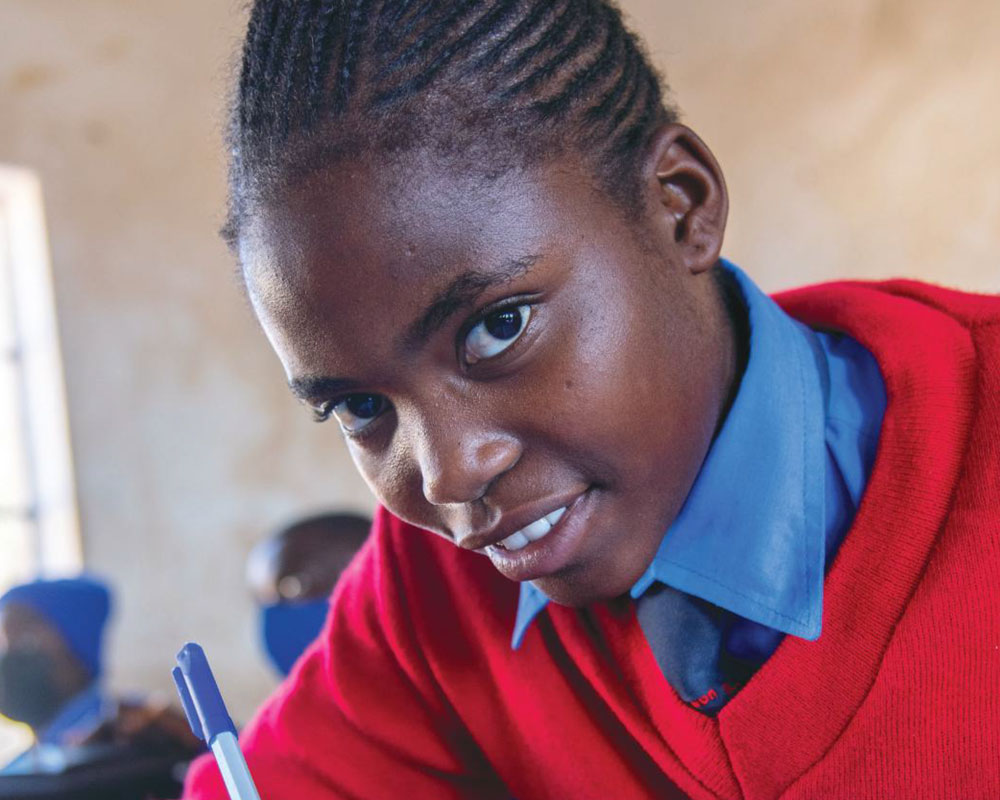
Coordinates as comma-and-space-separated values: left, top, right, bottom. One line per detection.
0, 166, 82, 762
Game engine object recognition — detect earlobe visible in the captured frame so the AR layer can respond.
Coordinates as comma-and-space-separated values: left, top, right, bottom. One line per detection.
645, 124, 729, 274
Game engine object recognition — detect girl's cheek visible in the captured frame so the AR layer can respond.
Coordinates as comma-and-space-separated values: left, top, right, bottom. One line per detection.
354, 444, 428, 522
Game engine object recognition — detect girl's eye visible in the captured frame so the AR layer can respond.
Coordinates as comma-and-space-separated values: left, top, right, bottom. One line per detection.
328, 394, 387, 433
464, 305, 532, 364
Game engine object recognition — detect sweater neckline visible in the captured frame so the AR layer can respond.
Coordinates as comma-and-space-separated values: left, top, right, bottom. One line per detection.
559, 281, 978, 799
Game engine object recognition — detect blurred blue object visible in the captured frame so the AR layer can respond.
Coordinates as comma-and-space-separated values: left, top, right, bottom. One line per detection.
0, 576, 111, 679
259, 599, 329, 676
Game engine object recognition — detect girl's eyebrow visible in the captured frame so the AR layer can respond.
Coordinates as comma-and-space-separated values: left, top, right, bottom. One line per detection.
288, 254, 540, 402
288, 376, 359, 402
403, 254, 539, 347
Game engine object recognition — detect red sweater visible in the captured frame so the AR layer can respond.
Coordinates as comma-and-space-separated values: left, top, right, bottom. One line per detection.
183, 280, 1000, 799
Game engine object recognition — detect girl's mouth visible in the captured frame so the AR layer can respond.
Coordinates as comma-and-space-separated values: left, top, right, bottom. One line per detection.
489, 506, 567, 552
484, 490, 592, 582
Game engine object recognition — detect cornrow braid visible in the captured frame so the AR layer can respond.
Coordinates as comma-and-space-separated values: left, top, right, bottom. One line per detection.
223, 0, 678, 248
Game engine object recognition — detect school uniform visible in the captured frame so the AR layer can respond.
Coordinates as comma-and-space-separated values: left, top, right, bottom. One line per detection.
183, 271, 1000, 800
0, 684, 111, 775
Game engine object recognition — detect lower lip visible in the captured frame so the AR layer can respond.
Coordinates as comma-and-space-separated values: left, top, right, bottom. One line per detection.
484, 490, 593, 583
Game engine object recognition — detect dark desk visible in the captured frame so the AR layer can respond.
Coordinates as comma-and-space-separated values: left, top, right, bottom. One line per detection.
0, 742, 194, 800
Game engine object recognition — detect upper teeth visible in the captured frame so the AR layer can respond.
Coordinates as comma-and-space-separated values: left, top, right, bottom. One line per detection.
498, 507, 567, 552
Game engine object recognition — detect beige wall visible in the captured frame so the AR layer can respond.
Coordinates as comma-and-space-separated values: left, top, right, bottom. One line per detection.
628, 0, 1000, 291
1, 0, 997, 723
0, 0, 376, 719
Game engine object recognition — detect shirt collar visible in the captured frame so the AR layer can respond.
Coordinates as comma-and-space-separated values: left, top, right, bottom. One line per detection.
513, 262, 829, 648
36, 682, 107, 746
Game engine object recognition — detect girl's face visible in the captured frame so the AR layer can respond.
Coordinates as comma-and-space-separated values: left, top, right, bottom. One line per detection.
241, 146, 733, 607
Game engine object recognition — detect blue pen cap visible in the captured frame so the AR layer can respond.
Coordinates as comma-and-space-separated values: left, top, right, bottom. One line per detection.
175, 642, 238, 744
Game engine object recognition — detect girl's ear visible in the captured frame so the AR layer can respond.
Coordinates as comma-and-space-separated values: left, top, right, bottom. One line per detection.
642, 123, 729, 275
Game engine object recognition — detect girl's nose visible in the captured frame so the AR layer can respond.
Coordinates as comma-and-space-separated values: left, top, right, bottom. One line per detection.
416, 421, 521, 507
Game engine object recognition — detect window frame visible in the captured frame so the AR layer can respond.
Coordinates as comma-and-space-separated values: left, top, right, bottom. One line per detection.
0, 165, 82, 584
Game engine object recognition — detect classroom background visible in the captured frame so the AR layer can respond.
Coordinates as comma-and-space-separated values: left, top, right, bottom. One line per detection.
1, 0, 998, 762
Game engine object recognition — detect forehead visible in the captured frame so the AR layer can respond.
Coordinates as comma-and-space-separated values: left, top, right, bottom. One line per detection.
243, 154, 587, 290
246, 530, 361, 604
0, 602, 59, 649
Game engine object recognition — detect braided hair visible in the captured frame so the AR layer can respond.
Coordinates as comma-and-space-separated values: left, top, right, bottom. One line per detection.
224, 0, 678, 248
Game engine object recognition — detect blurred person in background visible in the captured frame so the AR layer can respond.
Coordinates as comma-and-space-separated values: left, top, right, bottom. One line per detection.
246, 512, 372, 677
0, 576, 201, 798
0, 576, 112, 774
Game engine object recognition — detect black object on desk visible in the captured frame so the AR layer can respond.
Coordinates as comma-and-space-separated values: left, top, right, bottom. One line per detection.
0, 741, 193, 800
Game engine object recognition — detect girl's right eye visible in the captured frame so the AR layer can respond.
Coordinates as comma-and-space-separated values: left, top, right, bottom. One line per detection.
317, 393, 387, 433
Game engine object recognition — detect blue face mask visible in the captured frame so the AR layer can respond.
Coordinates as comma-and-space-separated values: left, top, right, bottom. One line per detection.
259, 600, 330, 676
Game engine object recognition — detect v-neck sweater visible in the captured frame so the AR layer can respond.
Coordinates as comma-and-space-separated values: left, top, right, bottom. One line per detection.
182, 279, 1000, 800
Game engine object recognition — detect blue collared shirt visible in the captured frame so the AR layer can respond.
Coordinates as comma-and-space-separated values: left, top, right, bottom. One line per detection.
1, 683, 110, 775
512, 262, 885, 655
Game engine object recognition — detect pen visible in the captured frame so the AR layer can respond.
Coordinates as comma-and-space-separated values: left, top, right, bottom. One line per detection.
173, 642, 262, 800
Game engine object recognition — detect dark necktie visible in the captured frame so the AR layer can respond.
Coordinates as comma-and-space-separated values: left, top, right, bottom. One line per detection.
634, 583, 771, 715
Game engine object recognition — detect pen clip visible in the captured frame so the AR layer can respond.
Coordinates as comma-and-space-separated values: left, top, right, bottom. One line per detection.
172, 665, 206, 742
174, 642, 238, 744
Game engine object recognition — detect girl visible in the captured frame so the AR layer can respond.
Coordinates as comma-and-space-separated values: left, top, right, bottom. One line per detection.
184, 1, 1000, 798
